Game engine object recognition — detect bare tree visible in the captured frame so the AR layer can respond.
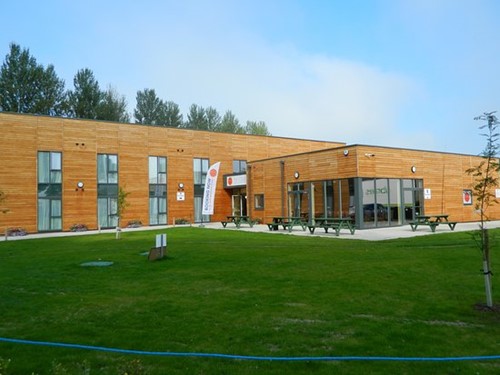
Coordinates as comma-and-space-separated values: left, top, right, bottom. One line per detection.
466, 111, 500, 308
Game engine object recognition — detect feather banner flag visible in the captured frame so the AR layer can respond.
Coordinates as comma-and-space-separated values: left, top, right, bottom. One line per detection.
202, 162, 221, 215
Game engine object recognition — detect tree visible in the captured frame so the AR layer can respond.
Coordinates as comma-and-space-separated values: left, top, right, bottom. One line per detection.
35, 64, 67, 116
0, 43, 66, 115
68, 68, 102, 119
134, 88, 165, 125
218, 110, 244, 133
245, 120, 271, 136
184, 104, 208, 130
466, 111, 500, 308
98, 85, 130, 123
205, 106, 221, 131
163, 100, 183, 127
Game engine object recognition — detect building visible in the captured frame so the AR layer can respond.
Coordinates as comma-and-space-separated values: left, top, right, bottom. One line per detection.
0, 112, 498, 234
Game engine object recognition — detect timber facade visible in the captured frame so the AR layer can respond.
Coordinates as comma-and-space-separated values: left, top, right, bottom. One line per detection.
0, 112, 498, 234
0, 113, 340, 233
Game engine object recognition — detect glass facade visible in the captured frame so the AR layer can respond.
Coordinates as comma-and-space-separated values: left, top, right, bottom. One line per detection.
97, 154, 118, 228
37, 151, 62, 231
290, 178, 423, 229
149, 156, 167, 225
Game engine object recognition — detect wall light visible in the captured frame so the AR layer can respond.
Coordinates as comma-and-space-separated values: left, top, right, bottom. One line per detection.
76, 181, 84, 191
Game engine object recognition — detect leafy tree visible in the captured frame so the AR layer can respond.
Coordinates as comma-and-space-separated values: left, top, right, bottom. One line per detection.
98, 85, 130, 123
68, 68, 102, 119
205, 106, 221, 131
35, 64, 67, 116
0, 43, 66, 115
466, 111, 500, 308
134, 88, 165, 125
163, 100, 183, 127
245, 120, 271, 136
184, 104, 208, 130
218, 110, 244, 133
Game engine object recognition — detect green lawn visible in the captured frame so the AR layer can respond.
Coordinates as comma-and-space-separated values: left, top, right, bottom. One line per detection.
0, 228, 499, 374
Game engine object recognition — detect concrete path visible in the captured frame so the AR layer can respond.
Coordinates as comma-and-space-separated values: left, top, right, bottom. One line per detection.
4, 220, 500, 242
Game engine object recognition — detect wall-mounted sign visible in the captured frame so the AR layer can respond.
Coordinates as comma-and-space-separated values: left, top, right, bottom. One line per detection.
496, 189, 500, 198
223, 173, 247, 188
424, 188, 431, 199
177, 191, 185, 201
463, 189, 473, 205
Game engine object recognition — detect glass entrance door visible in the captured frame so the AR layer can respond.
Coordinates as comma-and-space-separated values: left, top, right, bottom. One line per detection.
402, 179, 424, 222
232, 195, 242, 216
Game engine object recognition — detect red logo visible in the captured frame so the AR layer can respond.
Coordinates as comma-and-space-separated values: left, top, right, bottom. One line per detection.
209, 168, 217, 177
464, 191, 471, 203
228, 177, 233, 185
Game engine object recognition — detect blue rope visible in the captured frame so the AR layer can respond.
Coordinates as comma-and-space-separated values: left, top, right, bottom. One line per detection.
0, 337, 499, 362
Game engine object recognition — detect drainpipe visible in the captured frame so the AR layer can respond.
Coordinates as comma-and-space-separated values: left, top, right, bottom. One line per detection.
280, 160, 285, 217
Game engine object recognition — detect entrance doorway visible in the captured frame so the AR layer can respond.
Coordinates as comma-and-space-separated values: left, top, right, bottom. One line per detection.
231, 191, 247, 216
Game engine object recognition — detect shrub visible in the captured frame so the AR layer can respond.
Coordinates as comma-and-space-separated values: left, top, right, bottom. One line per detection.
6, 227, 27, 236
70, 223, 88, 232
127, 220, 142, 228
175, 218, 190, 225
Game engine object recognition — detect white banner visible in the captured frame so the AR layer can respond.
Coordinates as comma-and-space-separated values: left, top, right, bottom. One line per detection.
202, 162, 221, 215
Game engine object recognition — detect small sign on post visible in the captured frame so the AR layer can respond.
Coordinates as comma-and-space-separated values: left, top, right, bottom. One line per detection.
148, 233, 167, 261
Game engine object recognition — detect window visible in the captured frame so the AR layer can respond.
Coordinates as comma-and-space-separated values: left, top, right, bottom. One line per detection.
233, 160, 247, 173
97, 154, 118, 228
37, 151, 62, 231
149, 156, 167, 225
193, 158, 209, 222
254, 194, 264, 210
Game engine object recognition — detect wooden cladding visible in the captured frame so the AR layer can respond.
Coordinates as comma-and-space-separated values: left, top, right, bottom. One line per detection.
0, 113, 341, 233
247, 145, 500, 223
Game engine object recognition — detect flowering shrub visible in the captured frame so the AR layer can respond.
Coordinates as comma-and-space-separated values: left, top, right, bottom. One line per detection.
70, 223, 88, 232
7, 227, 27, 236
175, 218, 190, 225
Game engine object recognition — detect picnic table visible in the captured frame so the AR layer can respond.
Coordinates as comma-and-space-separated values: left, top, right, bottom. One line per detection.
307, 217, 356, 236
221, 215, 254, 229
409, 214, 457, 232
266, 216, 307, 232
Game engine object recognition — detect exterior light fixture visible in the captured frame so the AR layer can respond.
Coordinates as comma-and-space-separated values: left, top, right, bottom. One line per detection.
76, 181, 84, 191
411, 166, 417, 173
178, 183, 184, 189
343, 149, 349, 156
294, 171, 300, 179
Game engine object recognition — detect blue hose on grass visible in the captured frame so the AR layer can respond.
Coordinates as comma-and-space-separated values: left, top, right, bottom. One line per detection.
0, 337, 499, 362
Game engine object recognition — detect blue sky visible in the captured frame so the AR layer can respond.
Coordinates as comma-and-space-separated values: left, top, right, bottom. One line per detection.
1, 0, 500, 155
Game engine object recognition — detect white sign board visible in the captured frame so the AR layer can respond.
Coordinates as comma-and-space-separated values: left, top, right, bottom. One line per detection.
156, 234, 167, 248
177, 191, 185, 201
424, 188, 431, 200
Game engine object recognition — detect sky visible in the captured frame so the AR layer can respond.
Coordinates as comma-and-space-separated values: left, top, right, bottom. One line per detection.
1, 0, 500, 155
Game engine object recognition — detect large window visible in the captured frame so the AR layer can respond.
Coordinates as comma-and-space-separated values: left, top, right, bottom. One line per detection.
149, 156, 167, 225
193, 158, 209, 222
307, 178, 420, 229
97, 154, 118, 228
38, 151, 62, 231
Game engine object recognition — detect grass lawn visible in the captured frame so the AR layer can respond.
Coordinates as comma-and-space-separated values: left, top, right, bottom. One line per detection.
0, 227, 499, 374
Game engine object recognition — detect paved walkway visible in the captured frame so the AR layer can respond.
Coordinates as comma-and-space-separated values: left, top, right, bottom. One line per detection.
3, 220, 500, 242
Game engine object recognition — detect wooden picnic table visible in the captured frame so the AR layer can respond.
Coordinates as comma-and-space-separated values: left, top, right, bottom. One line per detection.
409, 214, 457, 232
308, 217, 356, 236
266, 216, 306, 232
221, 215, 254, 229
